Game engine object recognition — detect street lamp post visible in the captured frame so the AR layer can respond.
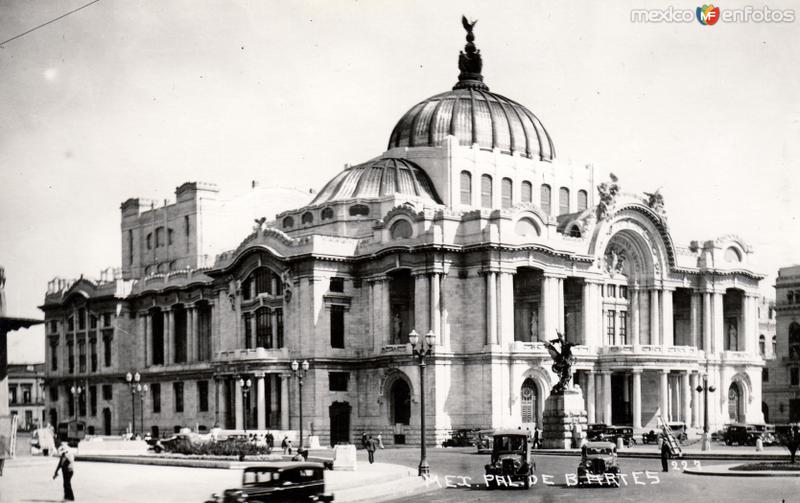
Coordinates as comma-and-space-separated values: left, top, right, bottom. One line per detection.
291, 360, 310, 450
126, 371, 141, 437
237, 377, 252, 433
696, 373, 717, 451
408, 329, 436, 477
69, 384, 84, 421
137, 383, 149, 437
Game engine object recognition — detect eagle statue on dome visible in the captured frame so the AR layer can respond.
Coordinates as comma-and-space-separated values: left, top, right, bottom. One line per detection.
544, 331, 577, 395
457, 15, 483, 79
462, 15, 477, 34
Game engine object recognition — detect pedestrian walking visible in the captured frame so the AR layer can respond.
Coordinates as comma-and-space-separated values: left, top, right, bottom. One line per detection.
361, 431, 367, 449
53, 444, 76, 501
366, 435, 377, 464
281, 435, 289, 454
660, 437, 671, 472
377, 432, 384, 449
533, 427, 541, 449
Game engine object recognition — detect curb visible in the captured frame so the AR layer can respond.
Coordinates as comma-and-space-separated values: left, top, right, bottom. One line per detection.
683, 464, 800, 477
532, 449, 790, 461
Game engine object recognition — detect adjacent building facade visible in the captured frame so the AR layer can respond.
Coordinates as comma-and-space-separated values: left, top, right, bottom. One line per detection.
41, 26, 767, 444
764, 266, 800, 423
8, 363, 45, 431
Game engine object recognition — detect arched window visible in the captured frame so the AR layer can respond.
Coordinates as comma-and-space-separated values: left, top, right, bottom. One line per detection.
460, 171, 472, 205
155, 227, 164, 247
521, 378, 538, 425
540, 184, 551, 215
569, 225, 582, 238
759, 334, 766, 356
480, 175, 493, 208
146, 233, 152, 250
282, 216, 294, 229
301, 212, 313, 224
577, 190, 588, 211
389, 220, 413, 239
349, 204, 369, 216
725, 246, 742, 263
242, 267, 283, 300
521, 181, 532, 203
321, 207, 334, 220
501, 178, 513, 209
559, 187, 570, 214
514, 217, 540, 237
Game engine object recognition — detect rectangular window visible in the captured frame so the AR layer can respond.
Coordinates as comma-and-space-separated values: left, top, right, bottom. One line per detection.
198, 381, 209, 412
329, 372, 349, 391
173, 382, 184, 413
50, 342, 58, 371
103, 313, 112, 327
460, 171, 472, 205
276, 308, 284, 348
619, 286, 628, 299
68, 343, 75, 374
78, 308, 86, 330
606, 285, 616, 297
243, 313, 252, 349
78, 342, 86, 373
22, 386, 31, 404
78, 390, 86, 417
619, 312, 627, 345
50, 386, 59, 401
89, 386, 97, 416
90, 315, 98, 329
49, 320, 58, 333
68, 317, 74, 332
329, 277, 345, 293
256, 309, 272, 348
197, 304, 212, 361
606, 310, 616, 345
90, 340, 97, 372
151, 383, 161, 413
102, 384, 112, 401
8, 387, 16, 404
331, 305, 345, 349
762, 368, 769, 383
792, 368, 799, 386
104, 337, 112, 367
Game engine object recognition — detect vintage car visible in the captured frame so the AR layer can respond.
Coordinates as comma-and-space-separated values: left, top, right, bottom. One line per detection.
475, 429, 494, 453
604, 426, 636, 447
668, 422, 688, 443
724, 424, 763, 446
585, 423, 607, 442
577, 441, 621, 487
484, 430, 535, 489
442, 428, 477, 448
205, 462, 333, 503
641, 430, 659, 444
56, 421, 86, 448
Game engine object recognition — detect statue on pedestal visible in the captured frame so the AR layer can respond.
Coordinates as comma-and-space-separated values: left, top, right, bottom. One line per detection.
544, 331, 577, 395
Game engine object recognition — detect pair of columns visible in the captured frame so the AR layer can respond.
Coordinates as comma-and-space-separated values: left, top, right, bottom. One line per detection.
140, 304, 210, 367
232, 372, 289, 431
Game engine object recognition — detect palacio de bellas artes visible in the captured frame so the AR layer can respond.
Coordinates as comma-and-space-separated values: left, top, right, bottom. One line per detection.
34, 17, 775, 451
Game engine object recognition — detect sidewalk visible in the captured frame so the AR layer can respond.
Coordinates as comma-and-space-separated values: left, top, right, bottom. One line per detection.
533, 443, 791, 460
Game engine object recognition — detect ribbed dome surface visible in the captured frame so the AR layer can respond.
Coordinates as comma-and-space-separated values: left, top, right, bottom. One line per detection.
387, 88, 555, 161
310, 157, 442, 206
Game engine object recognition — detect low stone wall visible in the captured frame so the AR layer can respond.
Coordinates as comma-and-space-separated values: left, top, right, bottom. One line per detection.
77, 438, 149, 456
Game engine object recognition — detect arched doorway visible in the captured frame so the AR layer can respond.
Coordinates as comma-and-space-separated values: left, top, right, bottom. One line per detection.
389, 379, 411, 444
102, 408, 112, 435
521, 378, 539, 427
329, 401, 351, 446
728, 383, 743, 423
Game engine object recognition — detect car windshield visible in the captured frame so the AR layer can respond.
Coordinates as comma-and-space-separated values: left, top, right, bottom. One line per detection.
494, 436, 526, 452
585, 447, 612, 456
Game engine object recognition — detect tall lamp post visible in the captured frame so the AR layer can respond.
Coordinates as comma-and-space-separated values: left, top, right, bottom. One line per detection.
69, 383, 84, 421
137, 383, 149, 437
237, 377, 252, 433
696, 373, 716, 451
126, 371, 141, 437
408, 329, 436, 477
291, 360, 309, 450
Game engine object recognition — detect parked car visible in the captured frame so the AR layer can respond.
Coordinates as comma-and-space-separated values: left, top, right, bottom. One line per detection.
442, 429, 477, 448
724, 424, 763, 446
577, 441, 621, 487
484, 430, 535, 489
205, 462, 333, 503
668, 422, 688, 443
604, 426, 636, 446
641, 430, 659, 444
56, 421, 86, 448
475, 429, 494, 453
586, 424, 607, 442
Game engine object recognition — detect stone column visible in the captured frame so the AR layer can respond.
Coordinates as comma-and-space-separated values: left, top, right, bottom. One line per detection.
556, 277, 565, 333
662, 289, 674, 347
702, 292, 712, 353
256, 372, 266, 430
497, 271, 514, 346
383, 278, 392, 345
690, 372, 700, 428
187, 305, 197, 362
368, 280, 375, 351
234, 377, 243, 430
659, 370, 669, 421
485, 272, 497, 345
582, 282, 592, 346
139, 313, 149, 367
650, 290, 661, 346
586, 370, 596, 423
713, 291, 724, 354
280, 375, 290, 430
631, 288, 641, 350
430, 273, 441, 344
742, 294, 754, 353
632, 369, 642, 429
690, 292, 700, 348
602, 371, 612, 425
681, 371, 691, 424
414, 273, 428, 336
164, 307, 174, 365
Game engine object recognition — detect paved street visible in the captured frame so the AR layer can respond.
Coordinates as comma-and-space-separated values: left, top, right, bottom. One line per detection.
377, 447, 800, 503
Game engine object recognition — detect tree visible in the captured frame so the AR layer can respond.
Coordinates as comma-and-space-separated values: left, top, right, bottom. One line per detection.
779, 425, 800, 463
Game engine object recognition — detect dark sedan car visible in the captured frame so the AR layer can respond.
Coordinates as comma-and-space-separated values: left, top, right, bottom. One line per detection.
205, 462, 334, 503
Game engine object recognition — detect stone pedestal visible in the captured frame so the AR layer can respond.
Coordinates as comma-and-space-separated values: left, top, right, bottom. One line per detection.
541, 389, 588, 449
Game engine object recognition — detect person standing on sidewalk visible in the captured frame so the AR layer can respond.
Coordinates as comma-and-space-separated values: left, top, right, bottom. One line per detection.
377, 432, 384, 449
660, 437, 671, 472
366, 435, 378, 464
53, 444, 76, 501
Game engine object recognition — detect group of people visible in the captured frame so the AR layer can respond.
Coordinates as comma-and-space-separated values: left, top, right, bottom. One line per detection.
360, 432, 384, 464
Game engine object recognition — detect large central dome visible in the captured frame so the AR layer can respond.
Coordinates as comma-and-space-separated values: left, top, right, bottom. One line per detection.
387, 19, 555, 161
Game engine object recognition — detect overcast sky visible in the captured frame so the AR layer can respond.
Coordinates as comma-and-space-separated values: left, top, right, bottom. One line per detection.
2, 0, 799, 361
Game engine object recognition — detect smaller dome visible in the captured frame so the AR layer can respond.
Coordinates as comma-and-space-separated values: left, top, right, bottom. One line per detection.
310, 157, 442, 206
